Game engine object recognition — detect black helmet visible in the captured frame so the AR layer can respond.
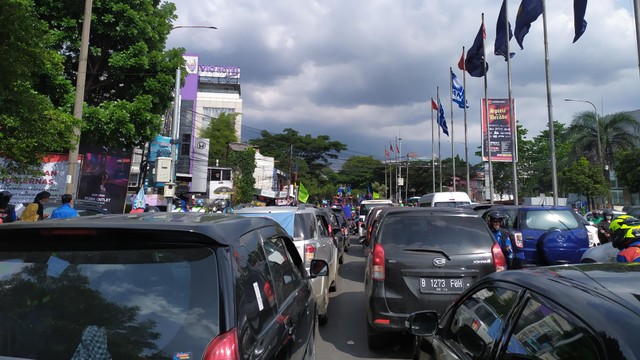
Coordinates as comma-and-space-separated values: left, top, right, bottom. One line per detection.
602, 209, 614, 218
487, 211, 504, 222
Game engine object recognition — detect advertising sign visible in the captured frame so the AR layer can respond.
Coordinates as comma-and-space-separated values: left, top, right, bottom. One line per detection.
0, 154, 81, 204
481, 98, 516, 162
76, 147, 132, 214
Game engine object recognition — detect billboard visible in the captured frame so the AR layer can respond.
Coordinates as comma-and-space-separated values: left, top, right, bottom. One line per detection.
481, 98, 516, 162
76, 147, 132, 214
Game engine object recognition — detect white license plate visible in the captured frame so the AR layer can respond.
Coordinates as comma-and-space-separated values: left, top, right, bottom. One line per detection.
420, 277, 467, 293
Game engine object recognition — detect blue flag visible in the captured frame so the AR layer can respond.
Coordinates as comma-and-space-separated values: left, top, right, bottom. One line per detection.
495, 0, 515, 60
451, 71, 467, 109
514, 0, 543, 49
465, 23, 488, 77
573, 0, 588, 43
437, 98, 449, 136
132, 187, 146, 210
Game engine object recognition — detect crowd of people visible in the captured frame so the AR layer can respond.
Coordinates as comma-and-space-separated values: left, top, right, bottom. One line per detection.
0, 190, 79, 224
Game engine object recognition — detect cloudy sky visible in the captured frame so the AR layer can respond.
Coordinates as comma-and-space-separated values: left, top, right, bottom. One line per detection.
166, 0, 640, 169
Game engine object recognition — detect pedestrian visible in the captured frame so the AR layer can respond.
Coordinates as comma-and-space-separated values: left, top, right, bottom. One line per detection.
0, 191, 17, 223
20, 191, 51, 221
487, 211, 514, 268
597, 209, 615, 244
50, 193, 79, 219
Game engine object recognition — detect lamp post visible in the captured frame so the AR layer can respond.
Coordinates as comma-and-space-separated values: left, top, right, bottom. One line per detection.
165, 25, 217, 212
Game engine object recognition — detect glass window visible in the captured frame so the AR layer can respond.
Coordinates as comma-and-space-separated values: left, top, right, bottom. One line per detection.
316, 215, 330, 237
523, 210, 580, 230
505, 297, 599, 359
449, 286, 519, 357
0, 248, 219, 359
263, 236, 303, 305
294, 213, 316, 240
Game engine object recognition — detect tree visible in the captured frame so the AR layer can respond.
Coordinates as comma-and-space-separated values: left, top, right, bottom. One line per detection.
200, 112, 239, 166
34, 0, 184, 149
0, 0, 79, 175
615, 148, 640, 193
559, 157, 608, 206
228, 147, 256, 205
337, 156, 383, 190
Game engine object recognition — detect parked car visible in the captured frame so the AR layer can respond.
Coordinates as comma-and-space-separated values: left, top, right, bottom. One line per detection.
364, 207, 506, 350
0, 212, 328, 359
408, 263, 640, 359
481, 205, 591, 268
42, 198, 112, 217
235, 205, 339, 325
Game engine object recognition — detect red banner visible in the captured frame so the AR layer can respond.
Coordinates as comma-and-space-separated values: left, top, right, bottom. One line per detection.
481, 98, 516, 162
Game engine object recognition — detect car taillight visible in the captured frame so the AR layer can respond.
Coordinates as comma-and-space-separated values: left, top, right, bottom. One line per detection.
305, 244, 316, 263
327, 223, 333, 234
512, 231, 523, 248
371, 243, 385, 281
492, 243, 507, 272
203, 328, 239, 360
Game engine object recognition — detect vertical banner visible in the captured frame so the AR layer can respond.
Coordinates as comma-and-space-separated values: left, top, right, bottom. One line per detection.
190, 138, 209, 193
481, 98, 515, 162
77, 147, 133, 214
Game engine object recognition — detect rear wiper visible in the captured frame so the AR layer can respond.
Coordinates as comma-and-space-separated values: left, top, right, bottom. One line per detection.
545, 210, 571, 230
403, 248, 451, 260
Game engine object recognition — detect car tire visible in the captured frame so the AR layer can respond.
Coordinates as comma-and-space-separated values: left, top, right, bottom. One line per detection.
367, 322, 385, 350
329, 278, 337, 292
318, 312, 328, 326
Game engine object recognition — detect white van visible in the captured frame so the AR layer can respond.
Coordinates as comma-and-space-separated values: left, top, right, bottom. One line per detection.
419, 192, 472, 208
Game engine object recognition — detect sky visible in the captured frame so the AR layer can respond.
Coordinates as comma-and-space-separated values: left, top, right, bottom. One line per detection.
166, 0, 640, 169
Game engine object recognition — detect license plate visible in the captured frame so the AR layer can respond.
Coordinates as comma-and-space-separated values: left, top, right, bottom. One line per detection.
420, 277, 468, 293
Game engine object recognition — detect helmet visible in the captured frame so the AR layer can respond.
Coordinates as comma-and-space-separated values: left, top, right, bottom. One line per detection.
602, 209, 614, 218
609, 215, 633, 233
611, 217, 640, 249
487, 211, 504, 223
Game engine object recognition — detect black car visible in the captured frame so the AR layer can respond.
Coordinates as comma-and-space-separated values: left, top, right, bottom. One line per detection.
408, 263, 640, 359
0, 212, 327, 359
364, 207, 507, 350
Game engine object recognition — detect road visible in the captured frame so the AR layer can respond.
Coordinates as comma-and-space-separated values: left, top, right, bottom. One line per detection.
316, 238, 414, 360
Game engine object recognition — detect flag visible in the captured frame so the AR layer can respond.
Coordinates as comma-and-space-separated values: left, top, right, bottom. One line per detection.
437, 98, 449, 136
132, 187, 146, 210
298, 182, 309, 203
514, 0, 543, 49
465, 23, 488, 77
395, 143, 399, 153
451, 71, 467, 109
385, 147, 390, 157
431, 98, 438, 111
373, 192, 380, 199
495, 0, 515, 60
457, 49, 465, 71
573, 0, 588, 43
389, 142, 394, 152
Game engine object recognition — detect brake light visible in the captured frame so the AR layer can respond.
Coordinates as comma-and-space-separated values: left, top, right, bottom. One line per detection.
492, 243, 507, 272
305, 244, 316, 263
203, 328, 239, 360
327, 223, 333, 234
371, 243, 385, 281
512, 231, 523, 248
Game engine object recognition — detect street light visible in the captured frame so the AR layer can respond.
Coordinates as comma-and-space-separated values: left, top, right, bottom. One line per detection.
564, 99, 603, 164
166, 25, 217, 212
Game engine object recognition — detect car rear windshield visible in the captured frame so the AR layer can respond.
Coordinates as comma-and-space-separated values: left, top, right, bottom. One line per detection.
522, 209, 581, 230
360, 203, 392, 216
379, 214, 492, 251
0, 247, 219, 359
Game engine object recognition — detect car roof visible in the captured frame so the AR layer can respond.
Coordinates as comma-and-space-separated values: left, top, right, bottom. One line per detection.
234, 205, 316, 214
484, 263, 640, 315
381, 207, 481, 217
0, 212, 284, 247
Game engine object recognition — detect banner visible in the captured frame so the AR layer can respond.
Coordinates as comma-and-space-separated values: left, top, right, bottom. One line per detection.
77, 147, 133, 214
481, 98, 516, 162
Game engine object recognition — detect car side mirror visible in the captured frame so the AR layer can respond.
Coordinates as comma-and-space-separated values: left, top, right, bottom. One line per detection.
457, 324, 487, 358
406, 311, 438, 336
309, 259, 328, 277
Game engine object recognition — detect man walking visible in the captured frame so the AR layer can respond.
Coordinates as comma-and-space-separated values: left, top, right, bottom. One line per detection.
50, 194, 79, 219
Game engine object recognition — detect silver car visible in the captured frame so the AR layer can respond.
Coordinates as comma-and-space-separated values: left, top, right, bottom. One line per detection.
235, 205, 339, 325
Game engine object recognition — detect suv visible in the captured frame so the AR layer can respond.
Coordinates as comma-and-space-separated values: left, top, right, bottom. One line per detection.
483, 205, 590, 267
235, 205, 339, 325
0, 212, 327, 359
364, 207, 506, 349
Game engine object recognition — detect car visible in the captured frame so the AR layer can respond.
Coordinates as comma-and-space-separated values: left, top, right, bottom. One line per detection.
316, 206, 346, 264
358, 199, 394, 236
418, 191, 472, 207
0, 212, 328, 359
626, 206, 640, 219
234, 205, 339, 325
42, 198, 112, 217
327, 205, 352, 252
482, 205, 591, 268
581, 242, 619, 262
364, 207, 506, 350
408, 263, 640, 360
579, 215, 601, 247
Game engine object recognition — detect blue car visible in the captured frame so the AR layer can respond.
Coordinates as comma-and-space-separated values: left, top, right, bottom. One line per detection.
483, 205, 590, 267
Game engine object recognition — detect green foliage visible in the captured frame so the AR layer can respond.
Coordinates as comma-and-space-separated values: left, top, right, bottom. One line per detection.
337, 156, 383, 190
559, 157, 609, 199
200, 112, 239, 166
228, 147, 256, 205
615, 149, 640, 193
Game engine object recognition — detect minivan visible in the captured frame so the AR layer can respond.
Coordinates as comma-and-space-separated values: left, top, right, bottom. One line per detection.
419, 192, 472, 208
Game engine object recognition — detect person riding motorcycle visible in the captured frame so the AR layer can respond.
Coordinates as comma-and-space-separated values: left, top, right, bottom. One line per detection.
615, 226, 640, 263
487, 211, 514, 268
597, 209, 615, 244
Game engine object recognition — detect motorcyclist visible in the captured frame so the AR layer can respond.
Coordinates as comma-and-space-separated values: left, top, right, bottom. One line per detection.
597, 209, 615, 244
614, 226, 640, 263
487, 211, 514, 268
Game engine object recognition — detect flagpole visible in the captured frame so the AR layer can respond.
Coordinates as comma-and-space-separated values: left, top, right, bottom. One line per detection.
449, 67, 456, 192
542, 0, 559, 205
461, 46, 470, 200
504, 0, 519, 205
436, 86, 442, 192
431, 98, 436, 193
481, 13, 494, 204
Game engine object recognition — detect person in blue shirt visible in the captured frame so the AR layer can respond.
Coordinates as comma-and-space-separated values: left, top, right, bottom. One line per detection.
50, 194, 79, 219
487, 211, 514, 268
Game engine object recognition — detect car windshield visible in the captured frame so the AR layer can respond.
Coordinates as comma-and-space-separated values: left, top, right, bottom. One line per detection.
0, 247, 219, 359
360, 203, 392, 217
379, 215, 491, 252
523, 210, 581, 230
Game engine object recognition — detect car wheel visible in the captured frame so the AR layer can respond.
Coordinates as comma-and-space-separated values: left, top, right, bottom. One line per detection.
339, 254, 344, 264
318, 312, 328, 326
329, 277, 337, 292
367, 322, 385, 350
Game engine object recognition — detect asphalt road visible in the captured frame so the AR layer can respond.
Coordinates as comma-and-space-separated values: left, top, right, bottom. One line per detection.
316, 237, 414, 360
